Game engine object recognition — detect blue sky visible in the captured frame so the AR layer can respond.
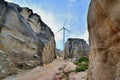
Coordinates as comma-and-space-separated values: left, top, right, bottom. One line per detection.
6, 0, 91, 50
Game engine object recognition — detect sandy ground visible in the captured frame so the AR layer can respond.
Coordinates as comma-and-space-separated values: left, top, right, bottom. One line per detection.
69, 72, 87, 80
4, 57, 87, 80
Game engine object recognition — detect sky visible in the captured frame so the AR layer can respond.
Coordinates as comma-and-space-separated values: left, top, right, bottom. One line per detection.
5, 0, 91, 50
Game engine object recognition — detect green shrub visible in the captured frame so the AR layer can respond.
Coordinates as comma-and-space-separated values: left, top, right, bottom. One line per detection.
75, 63, 88, 72
78, 56, 89, 63
74, 56, 89, 72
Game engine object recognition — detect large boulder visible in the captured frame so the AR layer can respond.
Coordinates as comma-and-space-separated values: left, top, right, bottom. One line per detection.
64, 38, 89, 60
0, 0, 56, 78
88, 0, 120, 80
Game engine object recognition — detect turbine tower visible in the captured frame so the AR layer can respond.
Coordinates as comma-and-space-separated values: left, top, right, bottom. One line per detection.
56, 19, 71, 50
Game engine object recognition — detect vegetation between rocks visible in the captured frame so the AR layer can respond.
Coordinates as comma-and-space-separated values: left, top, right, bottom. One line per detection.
74, 56, 89, 72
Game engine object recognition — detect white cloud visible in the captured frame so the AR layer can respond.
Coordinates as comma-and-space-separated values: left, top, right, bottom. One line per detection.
67, 0, 77, 7
5, 0, 12, 2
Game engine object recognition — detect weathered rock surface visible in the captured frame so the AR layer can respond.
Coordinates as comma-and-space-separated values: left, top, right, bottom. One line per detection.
0, 0, 56, 78
64, 38, 89, 60
0, 50, 17, 79
88, 0, 120, 80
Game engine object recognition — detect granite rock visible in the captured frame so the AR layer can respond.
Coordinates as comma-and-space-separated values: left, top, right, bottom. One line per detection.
88, 0, 120, 80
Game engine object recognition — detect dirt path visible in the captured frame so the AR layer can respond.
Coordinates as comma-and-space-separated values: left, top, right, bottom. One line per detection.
4, 57, 87, 80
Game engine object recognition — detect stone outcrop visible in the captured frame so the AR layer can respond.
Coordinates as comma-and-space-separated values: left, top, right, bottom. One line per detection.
88, 0, 120, 80
64, 38, 89, 60
0, 0, 56, 78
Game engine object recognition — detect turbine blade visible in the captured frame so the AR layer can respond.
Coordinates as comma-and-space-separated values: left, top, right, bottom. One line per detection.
63, 19, 67, 28
65, 28, 71, 33
56, 18, 67, 33
56, 27, 63, 33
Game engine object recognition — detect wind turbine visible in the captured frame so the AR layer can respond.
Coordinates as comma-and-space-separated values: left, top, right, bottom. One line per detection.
56, 19, 71, 50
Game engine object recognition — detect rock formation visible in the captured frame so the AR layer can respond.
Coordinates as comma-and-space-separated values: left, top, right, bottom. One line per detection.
88, 0, 120, 80
0, 0, 56, 78
64, 38, 89, 60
